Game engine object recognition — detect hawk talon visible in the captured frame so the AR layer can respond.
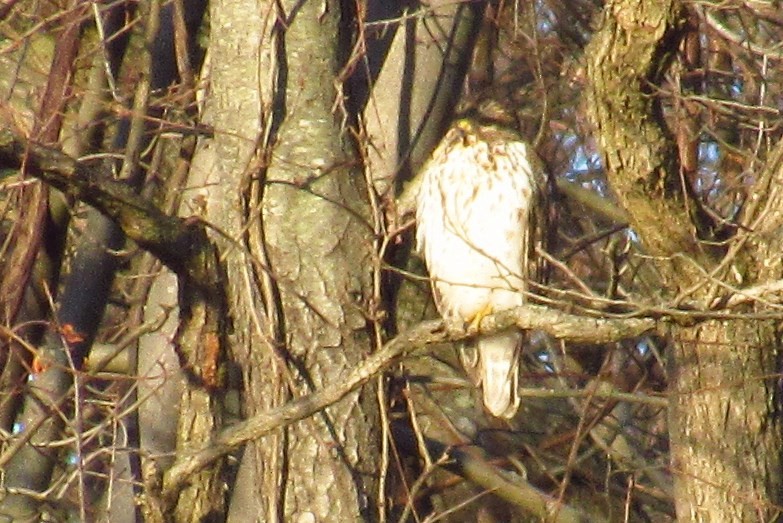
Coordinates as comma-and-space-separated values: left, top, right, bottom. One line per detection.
467, 303, 494, 335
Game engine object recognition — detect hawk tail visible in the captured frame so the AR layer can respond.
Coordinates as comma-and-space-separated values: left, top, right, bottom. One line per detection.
464, 331, 522, 419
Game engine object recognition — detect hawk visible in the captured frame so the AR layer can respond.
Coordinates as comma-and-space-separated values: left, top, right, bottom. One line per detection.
416, 118, 548, 418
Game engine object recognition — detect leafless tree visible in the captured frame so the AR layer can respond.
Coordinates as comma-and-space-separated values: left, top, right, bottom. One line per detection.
0, 0, 781, 521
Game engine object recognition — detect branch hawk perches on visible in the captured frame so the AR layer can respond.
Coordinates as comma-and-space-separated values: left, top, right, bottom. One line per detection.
416, 118, 548, 418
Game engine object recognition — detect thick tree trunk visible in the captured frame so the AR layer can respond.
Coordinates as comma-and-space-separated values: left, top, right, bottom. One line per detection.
255, 0, 381, 518
187, 0, 273, 519
671, 318, 781, 520
669, 151, 783, 520
585, 0, 783, 520
187, 0, 380, 520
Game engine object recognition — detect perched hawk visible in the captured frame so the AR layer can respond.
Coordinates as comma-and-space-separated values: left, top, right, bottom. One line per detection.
416, 118, 548, 418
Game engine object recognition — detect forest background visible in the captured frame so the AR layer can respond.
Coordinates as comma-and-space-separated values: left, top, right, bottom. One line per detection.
0, 0, 782, 521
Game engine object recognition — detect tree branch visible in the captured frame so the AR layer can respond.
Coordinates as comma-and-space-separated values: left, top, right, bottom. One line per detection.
0, 129, 205, 278
0, 130, 228, 390
161, 305, 655, 500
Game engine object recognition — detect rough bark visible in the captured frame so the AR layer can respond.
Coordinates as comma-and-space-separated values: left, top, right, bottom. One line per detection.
668, 147, 783, 521
584, 0, 707, 291
257, 0, 381, 518
670, 318, 782, 521
179, 0, 270, 518
585, 0, 783, 520
185, 0, 380, 520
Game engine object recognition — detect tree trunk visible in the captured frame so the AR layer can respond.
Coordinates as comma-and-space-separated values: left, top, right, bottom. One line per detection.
256, 0, 381, 517
671, 318, 781, 520
187, 0, 380, 519
585, 0, 783, 519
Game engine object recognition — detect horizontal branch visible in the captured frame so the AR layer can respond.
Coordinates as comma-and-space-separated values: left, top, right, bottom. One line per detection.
476, 303, 655, 344
161, 304, 656, 499
711, 279, 783, 309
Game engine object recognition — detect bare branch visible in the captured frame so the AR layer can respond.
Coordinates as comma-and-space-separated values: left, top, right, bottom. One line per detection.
711, 279, 783, 309
0, 130, 208, 279
701, 7, 783, 60
160, 305, 655, 500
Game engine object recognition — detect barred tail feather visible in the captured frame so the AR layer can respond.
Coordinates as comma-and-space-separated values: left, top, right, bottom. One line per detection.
476, 331, 522, 418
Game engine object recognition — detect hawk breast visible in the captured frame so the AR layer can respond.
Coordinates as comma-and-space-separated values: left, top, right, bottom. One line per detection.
415, 119, 547, 418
